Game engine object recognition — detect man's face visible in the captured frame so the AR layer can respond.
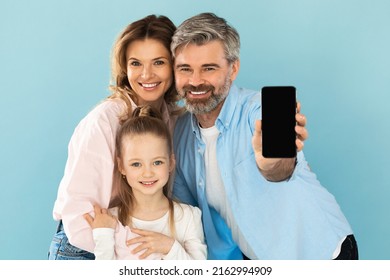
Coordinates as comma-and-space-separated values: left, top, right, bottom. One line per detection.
174, 41, 239, 114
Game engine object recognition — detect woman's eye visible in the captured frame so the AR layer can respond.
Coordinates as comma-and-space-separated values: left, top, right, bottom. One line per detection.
154, 60, 165, 66
129, 61, 141, 67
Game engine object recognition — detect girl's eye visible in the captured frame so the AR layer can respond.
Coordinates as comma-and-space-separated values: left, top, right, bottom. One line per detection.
154, 160, 163, 166
131, 162, 141, 167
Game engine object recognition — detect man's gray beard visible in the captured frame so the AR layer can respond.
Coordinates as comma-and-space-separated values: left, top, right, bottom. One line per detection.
184, 93, 225, 114
183, 78, 231, 115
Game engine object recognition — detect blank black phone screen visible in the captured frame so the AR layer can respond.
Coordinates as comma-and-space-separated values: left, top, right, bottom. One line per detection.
261, 86, 297, 158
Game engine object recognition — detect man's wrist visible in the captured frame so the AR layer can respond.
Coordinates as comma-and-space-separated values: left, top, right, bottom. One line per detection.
258, 157, 297, 182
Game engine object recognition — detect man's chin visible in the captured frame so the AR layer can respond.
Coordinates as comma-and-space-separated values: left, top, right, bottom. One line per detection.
185, 101, 217, 114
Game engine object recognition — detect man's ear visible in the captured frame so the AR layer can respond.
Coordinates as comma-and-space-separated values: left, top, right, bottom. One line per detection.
230, 59, 240, 81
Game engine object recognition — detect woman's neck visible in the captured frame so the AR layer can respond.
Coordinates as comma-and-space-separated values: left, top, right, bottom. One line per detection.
137, 98, 164, 113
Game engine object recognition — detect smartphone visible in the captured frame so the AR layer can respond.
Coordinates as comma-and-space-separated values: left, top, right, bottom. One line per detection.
261, 86, 297, 158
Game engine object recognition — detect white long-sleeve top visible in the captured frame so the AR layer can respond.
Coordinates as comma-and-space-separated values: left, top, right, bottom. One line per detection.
92, 202, 207, 260
52, 96, 177, 259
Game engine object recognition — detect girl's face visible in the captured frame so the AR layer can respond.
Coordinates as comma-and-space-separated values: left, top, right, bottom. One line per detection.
126, 38, 173, 107
118, 133, 174, 199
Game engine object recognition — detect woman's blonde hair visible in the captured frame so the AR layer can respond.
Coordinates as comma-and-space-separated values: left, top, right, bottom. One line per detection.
108, 15, 182, 123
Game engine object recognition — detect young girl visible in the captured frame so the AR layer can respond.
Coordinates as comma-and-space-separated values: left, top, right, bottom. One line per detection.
84, 106, 207, 260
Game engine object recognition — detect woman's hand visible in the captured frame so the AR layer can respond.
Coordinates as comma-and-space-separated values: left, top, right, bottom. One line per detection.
83, 205, 117, 229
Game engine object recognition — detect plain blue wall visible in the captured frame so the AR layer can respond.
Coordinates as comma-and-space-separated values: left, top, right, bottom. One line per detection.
1, 0, 389, 259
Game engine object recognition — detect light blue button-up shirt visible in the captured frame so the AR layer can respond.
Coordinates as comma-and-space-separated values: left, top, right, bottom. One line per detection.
173, 84, 353, 259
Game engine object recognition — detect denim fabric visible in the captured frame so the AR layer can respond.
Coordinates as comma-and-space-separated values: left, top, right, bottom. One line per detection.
48, 221, 95, 260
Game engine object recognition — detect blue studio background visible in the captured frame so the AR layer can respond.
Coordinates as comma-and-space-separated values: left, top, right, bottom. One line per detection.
1, 0, 389, 260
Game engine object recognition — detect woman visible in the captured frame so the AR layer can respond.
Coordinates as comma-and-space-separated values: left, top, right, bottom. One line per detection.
49, 14, 182, 260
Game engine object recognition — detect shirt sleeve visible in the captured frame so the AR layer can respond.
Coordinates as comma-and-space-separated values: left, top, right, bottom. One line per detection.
54, 104, 119, 252
162, 206, 207, 260
92, 228, 116, 260
54, 100, 181, 259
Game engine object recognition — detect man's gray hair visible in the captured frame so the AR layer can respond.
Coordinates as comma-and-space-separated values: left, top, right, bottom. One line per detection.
171, 13, 240, 64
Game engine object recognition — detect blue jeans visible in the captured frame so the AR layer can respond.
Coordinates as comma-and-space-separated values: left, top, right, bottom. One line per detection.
48, 221, 95, 260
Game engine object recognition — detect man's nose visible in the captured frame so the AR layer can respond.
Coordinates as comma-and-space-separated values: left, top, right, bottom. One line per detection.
188, 71, 204, 87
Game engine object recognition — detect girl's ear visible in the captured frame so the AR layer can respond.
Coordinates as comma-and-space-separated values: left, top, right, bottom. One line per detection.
169, 154, 176, 173
117, 157, 125, 175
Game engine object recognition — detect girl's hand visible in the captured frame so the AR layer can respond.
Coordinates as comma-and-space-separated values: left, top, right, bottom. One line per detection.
126, 228, 174, 259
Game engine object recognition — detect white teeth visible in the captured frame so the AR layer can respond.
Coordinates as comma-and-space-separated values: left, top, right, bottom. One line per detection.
142, 83, 158, 88
190, 91, 207, 95
141, 181, 156, 185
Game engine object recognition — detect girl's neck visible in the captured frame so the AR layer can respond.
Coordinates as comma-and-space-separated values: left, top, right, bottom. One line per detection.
132, 193, 170, 221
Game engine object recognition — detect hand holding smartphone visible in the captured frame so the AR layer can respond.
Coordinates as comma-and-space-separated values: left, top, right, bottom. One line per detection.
261, 86, 297, 158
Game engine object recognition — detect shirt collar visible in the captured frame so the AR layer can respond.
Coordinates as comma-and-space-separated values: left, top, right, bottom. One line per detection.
215, 83, 239, 133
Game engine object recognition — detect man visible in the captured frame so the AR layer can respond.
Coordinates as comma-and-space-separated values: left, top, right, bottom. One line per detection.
171, 13, 357, 260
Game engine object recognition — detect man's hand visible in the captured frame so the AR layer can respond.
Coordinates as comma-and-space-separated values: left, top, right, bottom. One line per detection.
252, 102, 308, 181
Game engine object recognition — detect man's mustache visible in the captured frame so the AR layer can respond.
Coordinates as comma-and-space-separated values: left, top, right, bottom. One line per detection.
181, 85, 215, 94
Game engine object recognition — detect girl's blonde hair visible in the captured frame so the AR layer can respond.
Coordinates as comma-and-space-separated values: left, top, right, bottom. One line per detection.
115, 105, 176, 237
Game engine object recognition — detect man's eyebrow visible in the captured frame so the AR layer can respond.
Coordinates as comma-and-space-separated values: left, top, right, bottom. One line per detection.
202, 63, 220, 68
175, 63, 190, 68
175, 63, 221, 68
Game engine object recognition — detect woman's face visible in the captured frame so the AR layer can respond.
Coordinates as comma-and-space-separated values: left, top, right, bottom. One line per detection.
126, 39, 173, 107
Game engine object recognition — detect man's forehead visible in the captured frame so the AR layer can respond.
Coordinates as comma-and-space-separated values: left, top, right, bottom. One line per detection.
174, 41, 226, 64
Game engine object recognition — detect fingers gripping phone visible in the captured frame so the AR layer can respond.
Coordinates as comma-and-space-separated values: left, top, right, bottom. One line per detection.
261, 86, 297, 158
